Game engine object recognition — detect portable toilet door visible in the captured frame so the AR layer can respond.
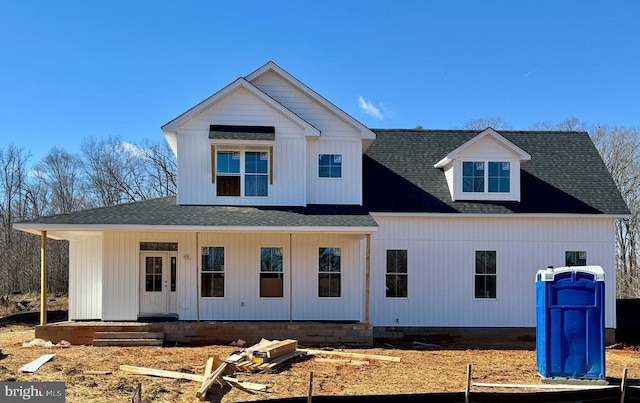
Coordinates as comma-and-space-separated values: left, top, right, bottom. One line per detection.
536, 265, 605, 380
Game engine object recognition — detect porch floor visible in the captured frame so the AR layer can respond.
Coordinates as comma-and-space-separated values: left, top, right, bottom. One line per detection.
35, 321, 373, 347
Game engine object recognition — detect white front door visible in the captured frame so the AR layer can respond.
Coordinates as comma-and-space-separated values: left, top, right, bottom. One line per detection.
139, 252, 178, 315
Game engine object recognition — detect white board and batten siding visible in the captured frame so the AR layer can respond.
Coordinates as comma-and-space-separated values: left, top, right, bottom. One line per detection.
101, 231, 197, 321
97, 231, 363, 322
175, 86, 308, 206
68, 234, 103, 320
196, 233, 363, 321
370, 215, 617, 328
307, 138, 363, 205
253, 70, 365, 205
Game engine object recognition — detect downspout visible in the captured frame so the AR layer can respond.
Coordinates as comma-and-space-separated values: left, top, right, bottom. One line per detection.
289, 232, 293, 323
40, 231, 47, 326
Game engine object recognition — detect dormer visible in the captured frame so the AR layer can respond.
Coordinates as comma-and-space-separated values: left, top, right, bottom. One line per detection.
434, 128, 531, 202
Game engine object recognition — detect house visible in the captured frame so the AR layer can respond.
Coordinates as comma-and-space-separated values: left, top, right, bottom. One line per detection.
15, 62, 628, 344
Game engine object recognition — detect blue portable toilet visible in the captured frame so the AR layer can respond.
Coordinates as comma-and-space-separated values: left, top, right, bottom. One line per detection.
536, 265, 605, 380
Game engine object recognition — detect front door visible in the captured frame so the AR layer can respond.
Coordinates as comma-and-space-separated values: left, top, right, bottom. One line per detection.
139, 252, 177, 315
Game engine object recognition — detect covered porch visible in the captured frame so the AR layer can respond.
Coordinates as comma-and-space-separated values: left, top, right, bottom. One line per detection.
14, 197, 378, 340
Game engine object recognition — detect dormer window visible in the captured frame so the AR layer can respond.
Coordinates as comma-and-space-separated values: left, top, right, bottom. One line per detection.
462, 161, 511, 194
434, 128, 530, 202
216, 150, 269, 197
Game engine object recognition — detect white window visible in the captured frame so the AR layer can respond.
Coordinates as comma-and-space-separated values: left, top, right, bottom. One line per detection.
463, 161, 510, 193
216, 150, 268, 197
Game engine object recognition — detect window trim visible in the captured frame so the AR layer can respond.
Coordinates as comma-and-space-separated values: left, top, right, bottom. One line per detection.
213, 147, 271, 198
200, 246, 226, 299
385, 249, 408, 299
318, 153, 343, 179
259, 246, 284, 299
474, 250, 497, 300
318, 247, 342, 298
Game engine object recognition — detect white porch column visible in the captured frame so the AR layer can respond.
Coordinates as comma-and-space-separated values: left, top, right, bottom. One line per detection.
365, 233, 371, 325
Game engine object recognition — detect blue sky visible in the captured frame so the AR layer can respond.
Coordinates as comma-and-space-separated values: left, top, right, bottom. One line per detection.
1, 1, 639, 162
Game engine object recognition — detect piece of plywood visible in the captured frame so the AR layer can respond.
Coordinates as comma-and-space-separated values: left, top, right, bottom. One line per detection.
19, 354, 55, 373
299, 349, 401, 362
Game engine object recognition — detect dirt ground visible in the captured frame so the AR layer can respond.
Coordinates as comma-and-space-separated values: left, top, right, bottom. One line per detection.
1, 324, 640, 403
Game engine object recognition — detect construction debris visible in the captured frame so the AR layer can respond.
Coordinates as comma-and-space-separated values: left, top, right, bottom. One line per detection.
22, 338, 71, 348
19, 353, 55, 372
299, 348, 401, 362
117, 339, 307, 400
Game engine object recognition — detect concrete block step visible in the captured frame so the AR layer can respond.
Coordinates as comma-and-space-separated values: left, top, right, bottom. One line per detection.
93, 338, 164, 347
94, 331, 164, 339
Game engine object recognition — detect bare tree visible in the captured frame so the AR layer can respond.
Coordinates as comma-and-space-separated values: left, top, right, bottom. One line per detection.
462, 117, 512, 130
35, 148, 86, 214
0, 146, 31, 293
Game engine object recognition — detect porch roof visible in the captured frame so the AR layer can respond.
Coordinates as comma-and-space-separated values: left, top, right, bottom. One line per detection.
14, 196, 378, 235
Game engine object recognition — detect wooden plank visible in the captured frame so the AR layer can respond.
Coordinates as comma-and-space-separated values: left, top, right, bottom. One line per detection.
119, 365, 203, 382
221, 376, 270, 392
202, 357, 214, 380
20, 354, 55, 373
473, 382, 617, 390
196, 362, 227, 400
258, 339, 298, 359
299, 349, 401, 362
314, 358, 369, 366
223, 377, 256, 395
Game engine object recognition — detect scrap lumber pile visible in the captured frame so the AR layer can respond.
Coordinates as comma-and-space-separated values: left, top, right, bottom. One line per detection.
234, 338, 305, 373
119, 338, 304, 400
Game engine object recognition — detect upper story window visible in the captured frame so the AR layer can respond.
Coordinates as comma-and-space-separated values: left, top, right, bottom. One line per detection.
216, 150, 268, 197
463, 161, 510, 193
319, 154, 342, 178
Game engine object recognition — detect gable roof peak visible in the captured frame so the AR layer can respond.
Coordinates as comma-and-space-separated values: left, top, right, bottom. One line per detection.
246, 61, 376, 141
433, 127, 532, 168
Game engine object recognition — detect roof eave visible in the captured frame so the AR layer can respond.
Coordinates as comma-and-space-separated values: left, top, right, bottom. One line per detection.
13, 223, 378, 235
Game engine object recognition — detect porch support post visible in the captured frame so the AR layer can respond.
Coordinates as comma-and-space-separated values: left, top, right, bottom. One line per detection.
365, 233, 371, 326
40, 230, 48, 326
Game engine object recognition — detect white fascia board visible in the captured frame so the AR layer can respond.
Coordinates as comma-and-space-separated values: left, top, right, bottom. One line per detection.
245, 61, 376, 141
371, 212, 629, 219
161, 77, 320, 137
14, 223, 377, 234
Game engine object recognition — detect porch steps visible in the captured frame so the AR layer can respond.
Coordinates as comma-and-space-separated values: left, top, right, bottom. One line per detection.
93, 331, 164, 347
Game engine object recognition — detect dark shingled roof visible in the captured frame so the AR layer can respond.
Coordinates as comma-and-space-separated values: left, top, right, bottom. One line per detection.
18, 196, 377, 228
364, 129, 630, 215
